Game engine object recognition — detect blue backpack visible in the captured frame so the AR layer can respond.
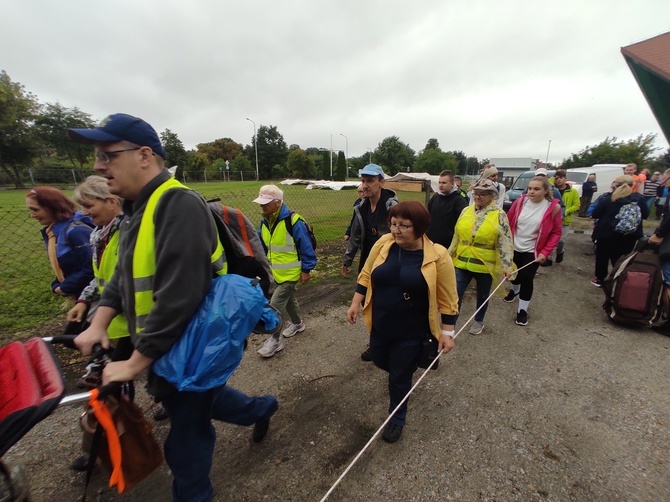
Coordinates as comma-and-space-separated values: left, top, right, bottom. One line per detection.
614, 203, 642, 235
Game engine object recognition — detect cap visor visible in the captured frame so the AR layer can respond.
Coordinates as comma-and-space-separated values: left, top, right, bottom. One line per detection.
67, 128, 122, 144
252, 196, 274, 204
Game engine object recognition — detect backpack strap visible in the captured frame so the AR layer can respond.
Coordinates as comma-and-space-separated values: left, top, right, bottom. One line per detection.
235, 208, 254, 256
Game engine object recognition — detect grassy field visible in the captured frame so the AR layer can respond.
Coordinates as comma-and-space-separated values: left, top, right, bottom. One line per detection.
0, 181, 426, 339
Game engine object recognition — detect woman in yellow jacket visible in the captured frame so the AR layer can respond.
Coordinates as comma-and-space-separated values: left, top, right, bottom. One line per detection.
450, 179, 514, 335
347, 201, 459, 443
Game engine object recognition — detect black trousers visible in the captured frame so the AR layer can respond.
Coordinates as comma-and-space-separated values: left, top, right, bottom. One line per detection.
594, 235, 637, 282
510, 251, 540, 301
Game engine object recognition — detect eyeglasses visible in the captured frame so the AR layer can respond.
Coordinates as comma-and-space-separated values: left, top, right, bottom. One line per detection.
94, 147, 141, 163
390, 223, 413, 232
473, 192, 493, 197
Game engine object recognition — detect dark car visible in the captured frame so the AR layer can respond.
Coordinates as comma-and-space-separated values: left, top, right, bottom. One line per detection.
503, 169, 556, 212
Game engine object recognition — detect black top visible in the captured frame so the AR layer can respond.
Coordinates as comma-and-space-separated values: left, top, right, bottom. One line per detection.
582, 180, 597, 197
360, 200, 382, 253
370, 244, 429, 338
591, 192, 649, 240
426, 191, 468, 248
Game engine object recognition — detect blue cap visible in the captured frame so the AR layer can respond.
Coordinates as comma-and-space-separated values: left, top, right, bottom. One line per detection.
68, 113, 166, 159
360, 164, 386, 178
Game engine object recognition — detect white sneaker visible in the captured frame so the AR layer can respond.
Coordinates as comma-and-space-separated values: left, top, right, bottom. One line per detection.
469, 321, 484, 335
282, 321, 305, 338
257, 336, 283, 358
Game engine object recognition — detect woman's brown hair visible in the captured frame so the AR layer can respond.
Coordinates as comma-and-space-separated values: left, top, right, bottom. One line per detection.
388, 200, 431, 237
26, 186, 76, 221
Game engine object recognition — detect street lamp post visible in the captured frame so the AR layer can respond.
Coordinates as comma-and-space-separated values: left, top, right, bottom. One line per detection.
545, 139, 552, 166
340, 133, 348, 177
367, 148, 372, 164
330, 134, 333, 181
246, 117, 260, 181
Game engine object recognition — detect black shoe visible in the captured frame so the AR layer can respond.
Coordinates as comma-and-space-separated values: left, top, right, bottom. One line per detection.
651, 323, 670, 337
516, 309, 528, 326
153, 406, 169, 421
556, 252, 564, 264
71, 455, 91, 472
361, 348, 372, 361
503, 290, 518, 303
540, 259, 553, 267
252, 401, 279, 443
382, 423, 403, 443
252, 418, 271, 443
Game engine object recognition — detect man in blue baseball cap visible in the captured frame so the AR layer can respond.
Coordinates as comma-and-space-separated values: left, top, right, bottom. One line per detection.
71, 114, 278, 502
343, 164, 398, 360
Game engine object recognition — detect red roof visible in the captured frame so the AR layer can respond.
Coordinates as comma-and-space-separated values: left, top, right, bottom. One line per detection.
621, 31, 670, 82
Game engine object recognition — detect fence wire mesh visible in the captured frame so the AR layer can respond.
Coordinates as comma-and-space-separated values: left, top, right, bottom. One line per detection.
1, 182, 428, 336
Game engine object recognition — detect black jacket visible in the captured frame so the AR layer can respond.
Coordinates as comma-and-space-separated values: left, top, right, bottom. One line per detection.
426, 190, 468, 247
591, 192, 648, 240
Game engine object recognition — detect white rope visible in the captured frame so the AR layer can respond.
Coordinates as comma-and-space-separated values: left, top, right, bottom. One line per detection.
320, 258, 539, 501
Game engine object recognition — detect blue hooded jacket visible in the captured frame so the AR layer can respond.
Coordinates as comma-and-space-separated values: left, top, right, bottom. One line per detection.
40, 211, 94, 297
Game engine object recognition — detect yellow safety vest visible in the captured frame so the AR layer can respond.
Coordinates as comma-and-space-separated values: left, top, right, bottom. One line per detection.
92, 229, 128, 340
454, 206, 499, 275
260, 212, 301, 283
133, 178, 226, 333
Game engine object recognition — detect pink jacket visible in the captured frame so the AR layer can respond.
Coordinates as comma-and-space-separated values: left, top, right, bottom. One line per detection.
507, 195, 562, 259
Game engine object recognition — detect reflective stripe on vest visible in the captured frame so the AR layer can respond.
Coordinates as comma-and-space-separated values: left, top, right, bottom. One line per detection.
92, 228, 128, 340
454, 206, 499, 274
133, 178, 226, 332
261, 212, 301, 283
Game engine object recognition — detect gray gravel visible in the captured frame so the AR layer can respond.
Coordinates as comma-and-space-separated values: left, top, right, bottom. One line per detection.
4, 229, 669, 501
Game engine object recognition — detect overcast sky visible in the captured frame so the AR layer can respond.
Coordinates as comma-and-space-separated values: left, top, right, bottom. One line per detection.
2, 0, 669, 165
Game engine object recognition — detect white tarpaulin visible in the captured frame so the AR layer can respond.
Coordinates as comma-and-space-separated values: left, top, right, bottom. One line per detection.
280, 179, 360, 191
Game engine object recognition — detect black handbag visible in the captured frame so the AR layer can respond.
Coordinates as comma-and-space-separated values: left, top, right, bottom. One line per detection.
417, 335, 439, 370
396, 246, 441, 370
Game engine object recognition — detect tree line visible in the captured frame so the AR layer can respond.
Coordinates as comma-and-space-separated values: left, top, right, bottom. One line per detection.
1, 70, 668, 187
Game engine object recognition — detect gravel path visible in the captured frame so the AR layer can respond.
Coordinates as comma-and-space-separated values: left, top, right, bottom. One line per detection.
4, 228, 669, 501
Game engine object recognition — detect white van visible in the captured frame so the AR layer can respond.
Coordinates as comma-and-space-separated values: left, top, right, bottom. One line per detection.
566, 164, 626, 199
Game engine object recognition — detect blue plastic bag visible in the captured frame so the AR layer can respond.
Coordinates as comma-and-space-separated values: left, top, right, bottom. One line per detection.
153, 274, 280, 391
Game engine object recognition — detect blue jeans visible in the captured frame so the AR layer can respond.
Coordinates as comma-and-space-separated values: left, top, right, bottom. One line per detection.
662, 261, 670, 285
369, 330, 422, 427
161, 385, 278, 502
455, 268, 493, 323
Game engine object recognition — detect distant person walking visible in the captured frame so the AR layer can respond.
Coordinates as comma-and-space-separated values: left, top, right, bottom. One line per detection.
451, 180, 513, 335
506, 176, 563, 326
643, 171, 661, 217
590, 175, 648, 287
344, 184, 366, 241
426, 170, 468, 248
470, 164, 505, 209
579, 174, 597, 217
454, 176, 469, 202
549, 171, 580, 265
625, 163, 646, 194
254, 185, 317, 358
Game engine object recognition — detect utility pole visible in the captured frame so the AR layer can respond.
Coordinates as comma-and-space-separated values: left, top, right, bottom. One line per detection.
246, 117, 260, 180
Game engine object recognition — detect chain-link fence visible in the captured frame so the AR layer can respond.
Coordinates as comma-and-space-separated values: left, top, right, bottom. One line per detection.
0, 168, 262, 188
1, 183, 428, 336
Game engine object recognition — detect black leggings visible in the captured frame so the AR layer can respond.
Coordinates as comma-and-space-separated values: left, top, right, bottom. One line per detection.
510, 251, 540, 301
